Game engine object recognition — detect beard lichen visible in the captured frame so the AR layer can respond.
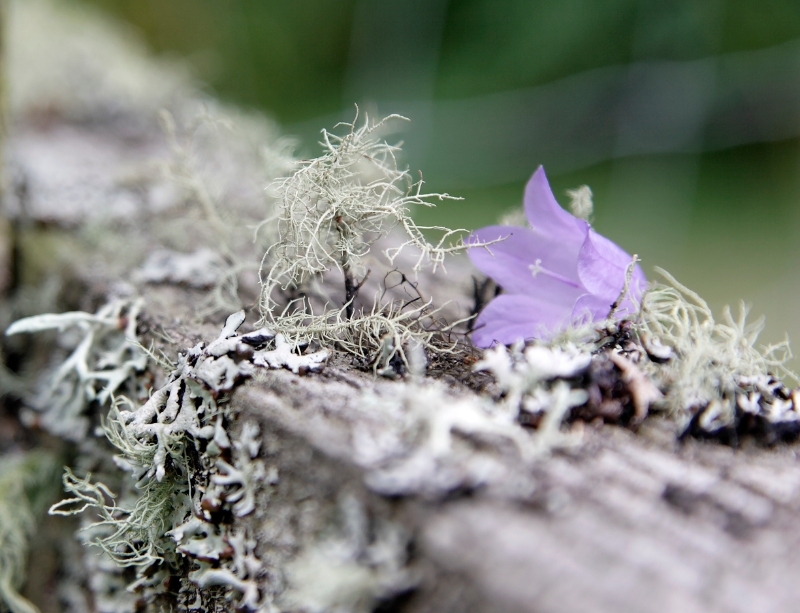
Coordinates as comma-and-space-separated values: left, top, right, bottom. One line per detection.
257, 111, 498, 374
154, 108, 295, 316
260, 112, 463, 297
634, 268, 799, 441
487, 265, 800, 444
6, 9, 800, 605
462, 264, 799, 447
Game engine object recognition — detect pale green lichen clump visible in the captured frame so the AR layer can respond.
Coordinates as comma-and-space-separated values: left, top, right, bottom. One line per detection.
465, 256, 799, 441
258, 112, 497, 372
44, 310, 295, 611
6, 301, 328, 610
261, 112, 467, 297
5, 10, 800, 605
149, 110, 466, 374
155, 108, 295, 315
635, 268, 798, 435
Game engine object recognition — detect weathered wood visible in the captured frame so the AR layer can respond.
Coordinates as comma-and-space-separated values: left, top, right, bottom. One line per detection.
229, 372, 800, 613
3, 9, 800, 609
6, 115, 800, 612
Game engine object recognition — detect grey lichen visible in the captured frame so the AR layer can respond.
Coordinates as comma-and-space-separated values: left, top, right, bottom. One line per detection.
253, 334, 328, 375
476, 264, 800, 443
7, 5, 800, 608
208, 422, 268, 518
134, 248, 226, 289
42, 310, 319, 610
5, 299, 147, 441
458, 264, 800, 447
9, 0, 191, 122
174, 522, 270, 612
355, 356, 591, 498
473, 342, 592, 423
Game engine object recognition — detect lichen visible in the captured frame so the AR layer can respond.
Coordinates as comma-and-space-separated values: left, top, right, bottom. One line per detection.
260, 112, 461, 297
566, 184, 593, 221
208, 422, 268, 518
472, 265, 800, 443
473, 342, 591, 422
265, 298, 450, 375
9, 0, 191, 122
635, 268, 799, 439
257, 111, 498, 374
43, 310, 319, 610
8, 8, 800, 607
281, 495, 413, 613
5, 299, 147, 441
154, 109, 295, 316
355, 360, 591, 497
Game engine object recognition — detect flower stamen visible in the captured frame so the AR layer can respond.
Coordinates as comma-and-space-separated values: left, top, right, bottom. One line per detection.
529, 259, 581, 288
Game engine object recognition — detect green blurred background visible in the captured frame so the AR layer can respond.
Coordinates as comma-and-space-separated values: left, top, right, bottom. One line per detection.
78, 0, 800, 354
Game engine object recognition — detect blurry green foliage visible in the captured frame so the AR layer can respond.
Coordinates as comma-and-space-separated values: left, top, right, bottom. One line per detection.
79, 0, 800, 121
80, 0, 358, 122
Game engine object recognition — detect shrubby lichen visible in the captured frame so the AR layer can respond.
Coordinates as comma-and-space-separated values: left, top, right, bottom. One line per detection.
635, 269, 799, 439
483, 264, 800, 442
154, 108, 295, 315
5, 299, 147, 441
257, 111, 497, 373
6, 6, 800, 606
260, 112, 463, 299
42, 310, 313, 610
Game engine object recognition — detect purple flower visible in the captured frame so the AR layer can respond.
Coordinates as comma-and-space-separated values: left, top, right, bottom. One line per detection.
467, 166, 646, 347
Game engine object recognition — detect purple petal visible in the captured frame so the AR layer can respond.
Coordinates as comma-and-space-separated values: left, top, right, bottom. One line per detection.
524, 166, 587, 249
576, 229, 644, 302
470, 293, 575, 347
468, 225, 586, 301
571, 267, 647, 324
571, 293, 613, 323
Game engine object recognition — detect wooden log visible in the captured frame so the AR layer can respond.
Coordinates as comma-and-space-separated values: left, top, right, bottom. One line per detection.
3, 8, 800, 611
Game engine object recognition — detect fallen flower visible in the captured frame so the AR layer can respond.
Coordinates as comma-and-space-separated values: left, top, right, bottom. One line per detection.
468, 166, 646, 347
